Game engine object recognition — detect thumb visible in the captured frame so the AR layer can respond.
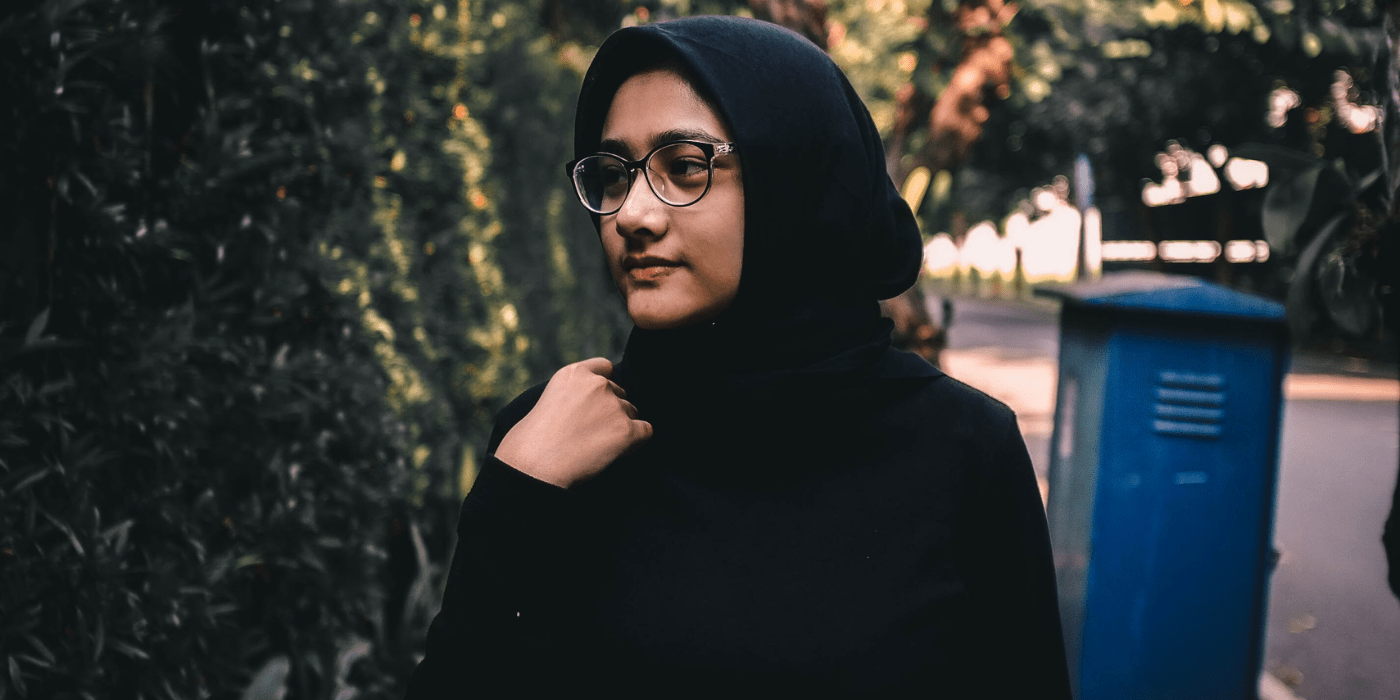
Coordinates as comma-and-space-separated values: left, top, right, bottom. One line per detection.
631, 419, 654, 446
577, 356, 614, 378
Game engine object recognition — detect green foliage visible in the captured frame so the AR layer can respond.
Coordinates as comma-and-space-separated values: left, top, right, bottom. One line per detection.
0, 0, 633, 697
0, 0, 423, 695
826, 0, 933, 139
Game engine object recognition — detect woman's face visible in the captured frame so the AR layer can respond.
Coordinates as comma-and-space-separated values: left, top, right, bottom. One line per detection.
598, 69, 744, 330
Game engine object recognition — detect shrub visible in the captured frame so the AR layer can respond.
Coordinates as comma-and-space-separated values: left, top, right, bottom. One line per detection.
1, 0, 418, 696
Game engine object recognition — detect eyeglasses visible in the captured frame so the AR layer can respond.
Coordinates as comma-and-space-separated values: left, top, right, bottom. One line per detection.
565, 140, 737, 215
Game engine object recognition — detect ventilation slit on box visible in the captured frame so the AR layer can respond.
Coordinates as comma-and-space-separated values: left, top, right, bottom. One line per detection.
1153, 370, 1225, 439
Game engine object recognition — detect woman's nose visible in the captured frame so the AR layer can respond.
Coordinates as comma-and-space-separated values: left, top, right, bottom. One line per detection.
613, 170, 668, 239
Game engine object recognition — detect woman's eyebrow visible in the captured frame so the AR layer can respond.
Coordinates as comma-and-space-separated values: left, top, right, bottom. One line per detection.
650, 128, 722, 147
596, 128, 725, 159
597, 138, 631, 158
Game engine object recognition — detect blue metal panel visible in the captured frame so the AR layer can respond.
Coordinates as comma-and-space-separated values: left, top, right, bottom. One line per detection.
1082, 286, 1286, 322
1076, 322, 1285, 700
1040, 271, 1287, 322
1046, 317, 1113, 699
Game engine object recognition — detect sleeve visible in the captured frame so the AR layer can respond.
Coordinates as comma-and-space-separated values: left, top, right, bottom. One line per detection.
955, 414, 1074, 699
404, 388, 576, 698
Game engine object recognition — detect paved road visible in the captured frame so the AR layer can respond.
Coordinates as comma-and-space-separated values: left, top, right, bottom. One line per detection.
930, 293, 1400, 700
944, 295, 1061, 359
1265, 399, 1400, 700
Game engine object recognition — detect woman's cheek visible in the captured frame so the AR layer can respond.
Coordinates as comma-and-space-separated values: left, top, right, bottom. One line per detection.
696, 265, 740, 317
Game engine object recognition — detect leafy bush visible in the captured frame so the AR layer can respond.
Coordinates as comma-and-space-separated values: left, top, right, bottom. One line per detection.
1, 0, 647, 693
0, 0, 432, 696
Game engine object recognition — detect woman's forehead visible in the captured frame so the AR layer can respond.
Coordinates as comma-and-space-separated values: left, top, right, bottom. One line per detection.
598, 69, 732, 157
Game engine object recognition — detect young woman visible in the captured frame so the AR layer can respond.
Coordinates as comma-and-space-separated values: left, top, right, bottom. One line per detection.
407, 16, 1071, 696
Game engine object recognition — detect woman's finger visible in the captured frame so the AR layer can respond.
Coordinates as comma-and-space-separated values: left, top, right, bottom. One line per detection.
608, 380, 628, 400
577, 356, 614, 377
625, 420, 654, 451
619, 399, 639, 420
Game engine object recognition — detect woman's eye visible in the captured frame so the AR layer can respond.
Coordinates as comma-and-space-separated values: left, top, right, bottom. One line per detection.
600, 165, 629, 187
667, 158, 707, 178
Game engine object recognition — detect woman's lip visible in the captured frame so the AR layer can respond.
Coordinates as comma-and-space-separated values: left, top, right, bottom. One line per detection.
623, 256, 682, 270
626, 265, 680, 282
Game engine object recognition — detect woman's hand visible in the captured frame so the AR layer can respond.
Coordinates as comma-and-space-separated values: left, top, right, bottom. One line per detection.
494, 358, 653, 488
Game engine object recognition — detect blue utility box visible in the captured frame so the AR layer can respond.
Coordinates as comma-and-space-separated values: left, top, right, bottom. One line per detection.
1038, 271, 1289, 700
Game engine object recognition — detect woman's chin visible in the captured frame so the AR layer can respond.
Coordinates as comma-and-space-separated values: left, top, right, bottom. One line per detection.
626, 298, 718, 330
620, 280, 738, 330
629, 309, 700, 331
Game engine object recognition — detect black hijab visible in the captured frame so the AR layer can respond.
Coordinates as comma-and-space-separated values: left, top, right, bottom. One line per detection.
573, 15, 934, 435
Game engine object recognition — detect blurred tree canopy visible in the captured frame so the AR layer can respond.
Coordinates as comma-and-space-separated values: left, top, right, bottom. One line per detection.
953, 0, 1392, 222
980, 0, 1395, 340
793, 0, 1391, 238
812, 0, 1394, 339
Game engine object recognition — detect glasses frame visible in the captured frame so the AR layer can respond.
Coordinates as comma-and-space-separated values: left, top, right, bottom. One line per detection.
565, 140, 737, 215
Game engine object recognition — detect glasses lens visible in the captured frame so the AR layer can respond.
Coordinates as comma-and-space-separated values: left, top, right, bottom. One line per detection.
647, 142, 712, 206
573, 155, 631, 213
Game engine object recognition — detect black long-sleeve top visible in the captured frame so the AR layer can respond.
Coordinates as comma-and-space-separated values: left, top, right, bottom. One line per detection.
406, 356, 1072, 697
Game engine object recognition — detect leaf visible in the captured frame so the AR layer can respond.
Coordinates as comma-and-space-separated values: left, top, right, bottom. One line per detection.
333, 637, 370, 691
107, 639, 149, 661
9, 656, 47, 672
23, 309, 49, 347
206, 555, 233, 585
1285, 210, 1349, 340
92, 615, 104, 663
35, 378, 75, 399
22, 636, 53, 665
1234, 143, 1356, 254
8, 468, 51, 495
239, 656, 289, 700
41, 0, 92, 25
1317, 237, 1380, 338
1260, 163, 1321, 252
39, 509, 85, 557
6, 656, 24, 698
99, 519, 134, 555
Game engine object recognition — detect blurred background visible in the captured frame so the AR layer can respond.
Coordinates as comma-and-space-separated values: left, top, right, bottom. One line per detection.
1, 0, 1396, 698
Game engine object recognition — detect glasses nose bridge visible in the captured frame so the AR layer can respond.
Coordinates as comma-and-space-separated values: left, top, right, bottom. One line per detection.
614, 154, 668, 220
622, 151, 668, 207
